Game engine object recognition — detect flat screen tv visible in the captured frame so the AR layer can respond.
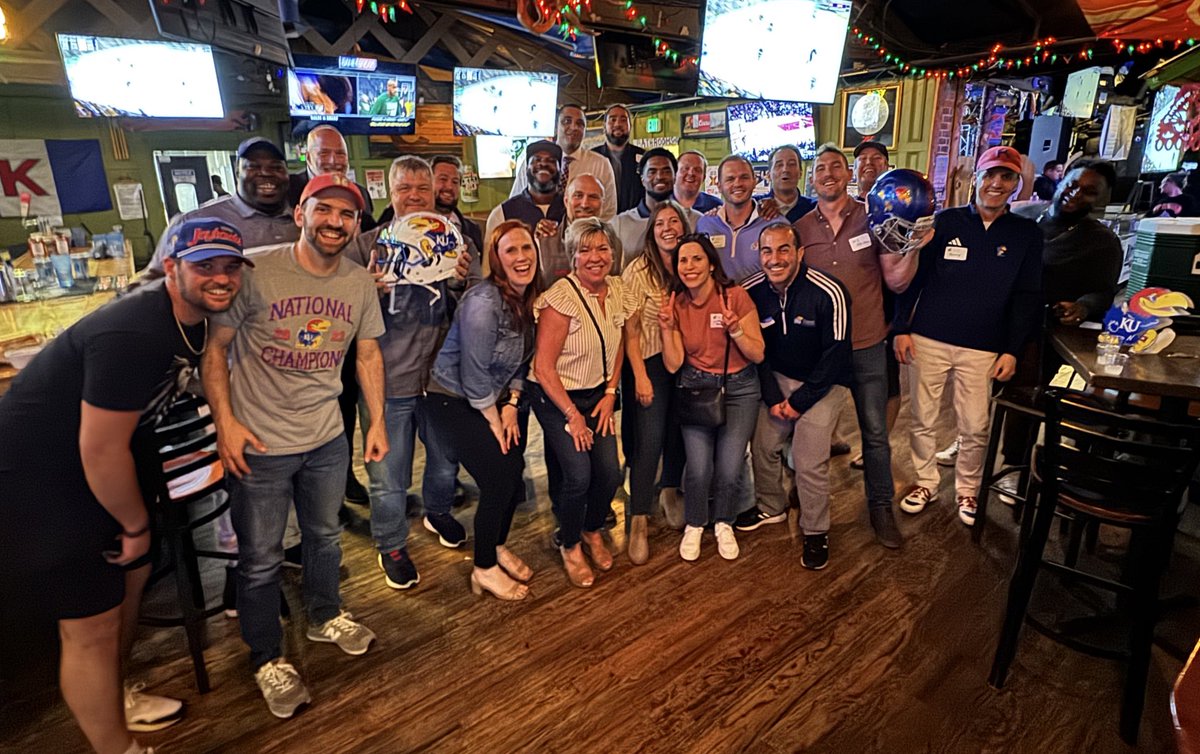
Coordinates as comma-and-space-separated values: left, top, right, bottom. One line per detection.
1142, 85, 1184, 174
57, 34, 224, 118
288, 55, 417, 135
698, 0, 851, 103
726, 101, 817, 163
1062, 66, 1103, 119
453, 67, 558, 137
594, 31, 696, 96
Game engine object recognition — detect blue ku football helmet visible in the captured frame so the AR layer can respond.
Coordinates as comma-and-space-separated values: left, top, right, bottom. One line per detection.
865, 168, 936, 256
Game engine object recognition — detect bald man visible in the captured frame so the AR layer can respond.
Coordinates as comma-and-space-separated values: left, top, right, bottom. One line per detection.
534, 173, 605, 286
288, 125, 376, 232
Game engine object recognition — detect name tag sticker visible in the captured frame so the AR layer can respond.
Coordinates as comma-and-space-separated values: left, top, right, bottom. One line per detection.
849, 233, 872, 251
944, 245, 968, 261
793, 315, 815, 327
760, 317, 776, 328
710, 234, 727, 249
710, 313, 725, 329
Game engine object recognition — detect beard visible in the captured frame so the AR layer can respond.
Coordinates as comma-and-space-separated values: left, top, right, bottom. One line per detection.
646, 185, 673, 202
607, 132, 629, 147
529, 169, 560, 194
305, 224, 351, 257
435, 192, 457, 213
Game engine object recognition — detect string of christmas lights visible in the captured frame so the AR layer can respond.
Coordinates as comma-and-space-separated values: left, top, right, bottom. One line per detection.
355, 0, 410, 22
852, 28, 1198, 80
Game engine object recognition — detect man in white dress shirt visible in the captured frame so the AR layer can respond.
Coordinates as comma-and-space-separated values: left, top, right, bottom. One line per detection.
508, 104, 617, 220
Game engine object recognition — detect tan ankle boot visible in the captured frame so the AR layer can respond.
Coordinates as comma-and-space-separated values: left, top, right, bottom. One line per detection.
628, 514, 649, 565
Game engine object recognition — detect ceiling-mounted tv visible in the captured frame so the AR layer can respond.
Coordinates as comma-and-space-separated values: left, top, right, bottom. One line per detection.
57, 34, 224, 118
594, 31, 697, 96
727, 100, 817, 162
287, 55, 418, 135
453, 67, 558, 137
1142, 85, 1184, 174
698, 0, 851, 104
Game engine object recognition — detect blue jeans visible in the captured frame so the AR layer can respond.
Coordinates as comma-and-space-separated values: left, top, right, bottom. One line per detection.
679, 364, 761, 527
849, 342, 895, 510
530, 383, 622, 548
228, 436, 347, 670
360, 396, 459, 554
626, 354, 686, 517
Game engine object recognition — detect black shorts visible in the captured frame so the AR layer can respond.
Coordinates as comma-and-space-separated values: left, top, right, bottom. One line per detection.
0, 480, 131, 620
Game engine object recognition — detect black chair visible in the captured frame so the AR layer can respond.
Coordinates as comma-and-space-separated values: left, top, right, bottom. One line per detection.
988, 389, 1200, 744
973, 383, 1045, 542
140, 393, 232, 693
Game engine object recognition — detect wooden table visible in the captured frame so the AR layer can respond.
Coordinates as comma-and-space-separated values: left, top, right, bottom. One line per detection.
1050, 325, 1200, 405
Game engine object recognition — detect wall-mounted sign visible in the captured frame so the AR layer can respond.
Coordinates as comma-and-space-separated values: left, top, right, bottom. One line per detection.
681, 110, 728, 138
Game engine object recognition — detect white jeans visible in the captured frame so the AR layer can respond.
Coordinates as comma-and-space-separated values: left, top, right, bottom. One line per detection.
908, 334, 998, 499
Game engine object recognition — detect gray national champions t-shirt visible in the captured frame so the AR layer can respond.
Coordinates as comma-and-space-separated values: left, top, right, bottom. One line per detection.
215, 243, 386, 455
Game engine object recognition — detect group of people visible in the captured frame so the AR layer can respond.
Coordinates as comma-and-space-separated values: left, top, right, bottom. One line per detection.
0, 104, 1126, 753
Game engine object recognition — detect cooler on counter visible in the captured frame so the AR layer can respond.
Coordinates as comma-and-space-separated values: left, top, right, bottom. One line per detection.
1128, 217, 1200, 299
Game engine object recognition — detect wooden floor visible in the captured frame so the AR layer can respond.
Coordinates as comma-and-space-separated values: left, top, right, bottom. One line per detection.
3, 401, 1198, 754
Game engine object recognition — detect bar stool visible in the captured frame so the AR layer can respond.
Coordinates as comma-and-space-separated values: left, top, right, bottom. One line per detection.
973, 383, 1045, 542
140, 394, 232, 693
988, 389, 1200, 744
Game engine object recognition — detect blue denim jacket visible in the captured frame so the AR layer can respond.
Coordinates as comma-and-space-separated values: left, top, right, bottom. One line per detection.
432, 282, 530, 409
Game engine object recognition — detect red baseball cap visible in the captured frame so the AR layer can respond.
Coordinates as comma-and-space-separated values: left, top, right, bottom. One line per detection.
977, 146, 1023, 174
299, 173, 365, 211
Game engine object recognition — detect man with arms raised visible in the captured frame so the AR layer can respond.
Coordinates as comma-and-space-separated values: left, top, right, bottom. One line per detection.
894, 146, 1043, 527
0, 219, 250, 753
745, 222, 852, 570
592, 104, 645, 213
510, 104, 617, 220
204, 174, 389, 718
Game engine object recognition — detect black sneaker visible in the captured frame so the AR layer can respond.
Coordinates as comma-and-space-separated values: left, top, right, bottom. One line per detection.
423, 513, 467, 548
378, 549, 420, 589
282, 544, 303, 570
802, 534, 829, 570
734, 506, 787, 532
345, 475, 369, 506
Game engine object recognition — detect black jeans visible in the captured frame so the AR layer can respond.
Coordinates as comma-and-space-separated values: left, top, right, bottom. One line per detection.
339, 340, 359, 480
625, 354, 685, 516
530, 383, 622, 548
421, 393, 529, 569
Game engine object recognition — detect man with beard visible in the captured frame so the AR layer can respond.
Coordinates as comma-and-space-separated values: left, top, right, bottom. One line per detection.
139, 138, 296, 283
344, 156, 477, 590
755, 145, 815, 223
612, 148, 703, 268
204, 174, 388, 719
745, 223, 852, 570
696, 155, 771, 284
286, 125, 375, 508
674, 150, 723, 213
592, 104, 646, 213
486, 140, 567, 245
509, 104, 617, 220
853, 140, 890, 197
894, 146, 1043, 528
287, 125, 375, 232
537, 173, 606, 286
779, 143, 923, 548
0, 219, 250, 753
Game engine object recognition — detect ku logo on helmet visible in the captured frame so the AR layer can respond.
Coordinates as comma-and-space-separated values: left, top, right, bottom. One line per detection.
865, 168, 936, 256
374, 211, 466, 310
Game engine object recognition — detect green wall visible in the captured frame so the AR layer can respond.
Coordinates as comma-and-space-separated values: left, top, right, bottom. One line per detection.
0, 83, 289, 264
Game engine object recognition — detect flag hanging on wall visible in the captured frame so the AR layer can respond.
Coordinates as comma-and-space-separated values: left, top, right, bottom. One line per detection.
0, 139, 112, 218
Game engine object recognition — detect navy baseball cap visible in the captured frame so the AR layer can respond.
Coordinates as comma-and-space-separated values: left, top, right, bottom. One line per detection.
169, 218, 255, 266
853, 140, 889, 162
236, 137, 286, 161
526, 139, 563, 163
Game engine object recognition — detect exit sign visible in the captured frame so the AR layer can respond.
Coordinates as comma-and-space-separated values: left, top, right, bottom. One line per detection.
646, 116, 662, 133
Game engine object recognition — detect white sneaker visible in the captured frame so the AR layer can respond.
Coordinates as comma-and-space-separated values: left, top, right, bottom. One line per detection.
935, 437, 961, 467
306, 610, 376, 656
714, 522, 740, 560
900, 486, 937, 514
679, 525, 703, 561
996, 475, 1019, 506
124, 682, 183, 732
254, 658, 311, 719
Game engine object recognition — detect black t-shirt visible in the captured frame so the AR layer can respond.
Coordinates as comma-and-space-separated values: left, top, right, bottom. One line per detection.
0, 281, 205, 499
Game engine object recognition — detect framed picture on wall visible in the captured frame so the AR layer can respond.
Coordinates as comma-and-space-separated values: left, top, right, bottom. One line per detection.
681, 110, 728, 138
841, 85, 900, 150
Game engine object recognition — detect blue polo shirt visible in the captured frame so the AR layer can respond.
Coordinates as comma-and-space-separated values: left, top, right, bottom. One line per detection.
695, 201, 772, 284
754, 189, 816, 223
894, 204, 1043, 356
688, 191, 723, 212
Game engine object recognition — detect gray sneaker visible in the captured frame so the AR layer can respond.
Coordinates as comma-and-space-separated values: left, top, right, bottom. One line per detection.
254, 658, 311, 719
306, 611, 376, 656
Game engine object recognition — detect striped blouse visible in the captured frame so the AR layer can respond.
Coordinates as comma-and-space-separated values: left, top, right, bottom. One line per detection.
620, 255, 668, 360
530, 273, 632, 391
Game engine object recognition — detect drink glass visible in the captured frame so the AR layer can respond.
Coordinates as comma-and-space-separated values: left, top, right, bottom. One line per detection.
50, 254, 74, 288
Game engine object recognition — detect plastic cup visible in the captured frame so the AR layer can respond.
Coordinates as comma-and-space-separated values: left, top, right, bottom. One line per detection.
71, 252, 91, 281
1095, 342, 1120, 366
1102, 353, 1129, 376
50, 254, 74, 288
